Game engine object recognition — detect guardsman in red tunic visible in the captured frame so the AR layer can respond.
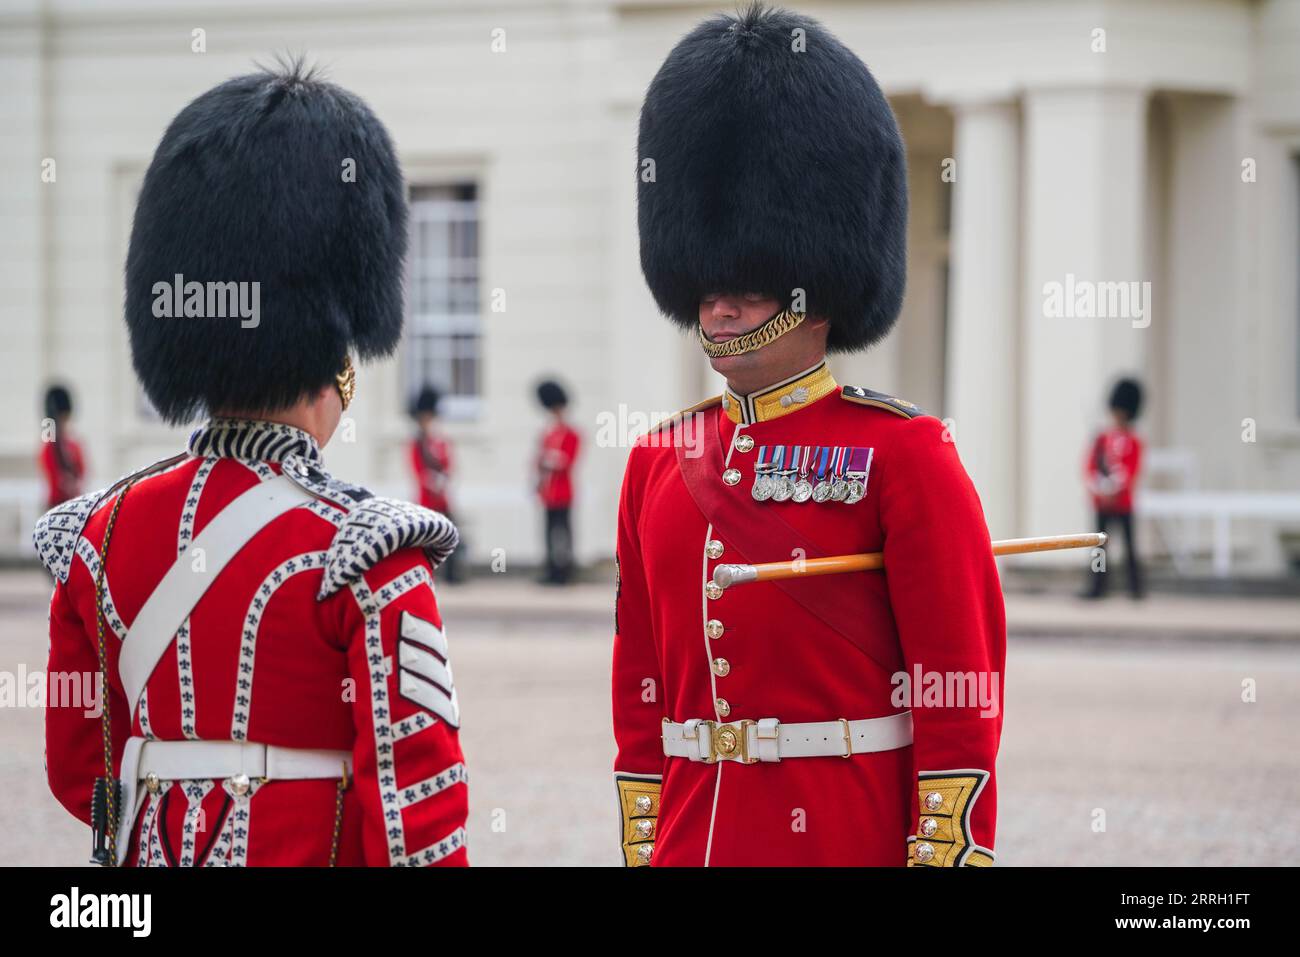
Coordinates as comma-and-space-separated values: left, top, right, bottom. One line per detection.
613, 5, 1005, 867
39, 385, 86, 509
35, 62, 468, 866
535, 380, 581, 584
1082, 378, 1145, 598
410, 385, 464, 583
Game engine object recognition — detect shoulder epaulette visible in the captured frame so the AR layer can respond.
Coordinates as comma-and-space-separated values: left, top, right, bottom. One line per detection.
646, 395, 722, 436
281, 453, 374, 507
317, 496, 460, 599
32, 452, 189, 583
279, 454, 460, 598
839, 385, 926, 419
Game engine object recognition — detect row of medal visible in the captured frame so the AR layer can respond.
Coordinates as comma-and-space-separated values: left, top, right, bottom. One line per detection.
751, 445, 874, 504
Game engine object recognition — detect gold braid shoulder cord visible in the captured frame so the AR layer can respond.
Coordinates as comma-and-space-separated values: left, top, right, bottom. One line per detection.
93, 481, 133, 866
330, 763, 348, 866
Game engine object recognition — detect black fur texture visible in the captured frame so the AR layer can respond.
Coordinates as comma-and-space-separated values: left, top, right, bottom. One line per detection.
44, 384, 73, 419
125, 59, 408, 423
1109, 378, 1143, 420
637, 3, 908, 353
536, 380, 569, 410
411, 384, 441, 417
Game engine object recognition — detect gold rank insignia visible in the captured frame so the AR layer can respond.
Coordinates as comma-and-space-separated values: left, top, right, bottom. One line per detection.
615, 774, 662, 867
908, 769, 995, 867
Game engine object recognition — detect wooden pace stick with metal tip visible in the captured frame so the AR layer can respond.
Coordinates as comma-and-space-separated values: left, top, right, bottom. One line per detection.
711, 532, 1108, 590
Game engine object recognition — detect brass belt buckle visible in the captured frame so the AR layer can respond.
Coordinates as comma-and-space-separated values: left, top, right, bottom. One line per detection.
712, 719, 757, 764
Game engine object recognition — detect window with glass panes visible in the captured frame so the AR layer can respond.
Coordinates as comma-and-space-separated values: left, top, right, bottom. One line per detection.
406, 184, 481, 420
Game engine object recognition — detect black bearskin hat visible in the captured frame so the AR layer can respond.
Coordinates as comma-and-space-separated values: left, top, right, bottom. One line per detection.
44, 384, 73, 420
536, 380, 569, 410
637, 4, 908, 353
411, 385, 442, 417
125, 59, 408, 423
1109, 378, 1143, 420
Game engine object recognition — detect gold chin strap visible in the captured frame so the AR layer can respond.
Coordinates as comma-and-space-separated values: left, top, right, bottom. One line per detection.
698, 309, 806, 358
335, 355, 356, 410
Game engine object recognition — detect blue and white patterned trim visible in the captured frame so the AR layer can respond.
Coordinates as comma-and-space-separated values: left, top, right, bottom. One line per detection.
72, 538, 127, 639
281, 452, 374, 508
177, 779, 214, 866
317, 498, 459, 599
32, 452, 189, 583
223, 776, 263, 867
239, 459, 277, 483
397, 762, 467, 809
136, 784, 170, 868
187, 417, 322, 466
400, 826, 467, 867
176, 621, 199, 740
177, 458, 217, 557
391, 712, 439, 742
350, 576, 408, 865
300, 497, 347, 528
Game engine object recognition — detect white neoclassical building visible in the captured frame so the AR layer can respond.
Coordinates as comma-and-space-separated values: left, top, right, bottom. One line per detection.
3, 0, 1299, 574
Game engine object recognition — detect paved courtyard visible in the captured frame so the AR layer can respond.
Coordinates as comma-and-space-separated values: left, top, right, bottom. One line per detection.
2, 570, 1297, 866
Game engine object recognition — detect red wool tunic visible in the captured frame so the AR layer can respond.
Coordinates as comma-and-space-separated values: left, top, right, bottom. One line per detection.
612, 363, 1005, 867
38, 418, 468, 867
1085, 426, 1144, 515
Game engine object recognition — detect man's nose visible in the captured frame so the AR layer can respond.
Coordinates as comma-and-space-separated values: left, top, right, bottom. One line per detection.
711, 295, 741, 318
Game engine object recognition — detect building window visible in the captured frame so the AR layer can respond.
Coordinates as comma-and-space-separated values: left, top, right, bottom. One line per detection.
406, 184, 482, 420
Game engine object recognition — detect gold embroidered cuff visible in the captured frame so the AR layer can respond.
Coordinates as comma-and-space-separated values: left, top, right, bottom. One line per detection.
616, 773, 662, 867
908, 769, 995, 867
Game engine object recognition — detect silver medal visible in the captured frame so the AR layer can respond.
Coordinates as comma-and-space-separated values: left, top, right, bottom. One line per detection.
792, 479, 813, 503
772, 474, 795, 502
812, 480, 833, 503
752, 474, 774, 501
830, 479, 849, 502
844, 478, 866, 504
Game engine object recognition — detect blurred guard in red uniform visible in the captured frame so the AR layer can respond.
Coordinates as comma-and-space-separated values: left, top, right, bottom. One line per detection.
34, 62, 468, 867
1083, 378, 1145, 599
612, 4, 1005, 867
536, 380, 580, 584
40, 384, 86, 509
411, 385, 463, 583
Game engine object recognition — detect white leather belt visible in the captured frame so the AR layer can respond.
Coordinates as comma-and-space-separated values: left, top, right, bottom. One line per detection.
113, 737, 350, 865
662, 712, 913, 764
133, 739, 351, 782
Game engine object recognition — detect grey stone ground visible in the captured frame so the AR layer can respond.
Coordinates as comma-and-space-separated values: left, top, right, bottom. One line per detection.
2, 570, 1297, 866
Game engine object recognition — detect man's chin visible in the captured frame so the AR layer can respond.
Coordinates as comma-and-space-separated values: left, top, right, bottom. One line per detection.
708, 353, 756, 377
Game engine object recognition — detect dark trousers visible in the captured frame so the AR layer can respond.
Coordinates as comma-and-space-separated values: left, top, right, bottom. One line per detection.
1085, 510, 1143, 597
544, 507, 574, 584
441, 511, 465, 584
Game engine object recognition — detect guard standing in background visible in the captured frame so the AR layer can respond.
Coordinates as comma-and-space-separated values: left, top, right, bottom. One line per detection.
411, 385, 464, 583
1082, 378, 1145, 599
39, 384, 86, 510
535, 379, 580, 585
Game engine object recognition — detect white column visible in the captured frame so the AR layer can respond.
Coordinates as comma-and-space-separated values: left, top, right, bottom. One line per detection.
0, 21, 47, 482
944, 99, 1020, 538
1020, 88, 1148, 547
